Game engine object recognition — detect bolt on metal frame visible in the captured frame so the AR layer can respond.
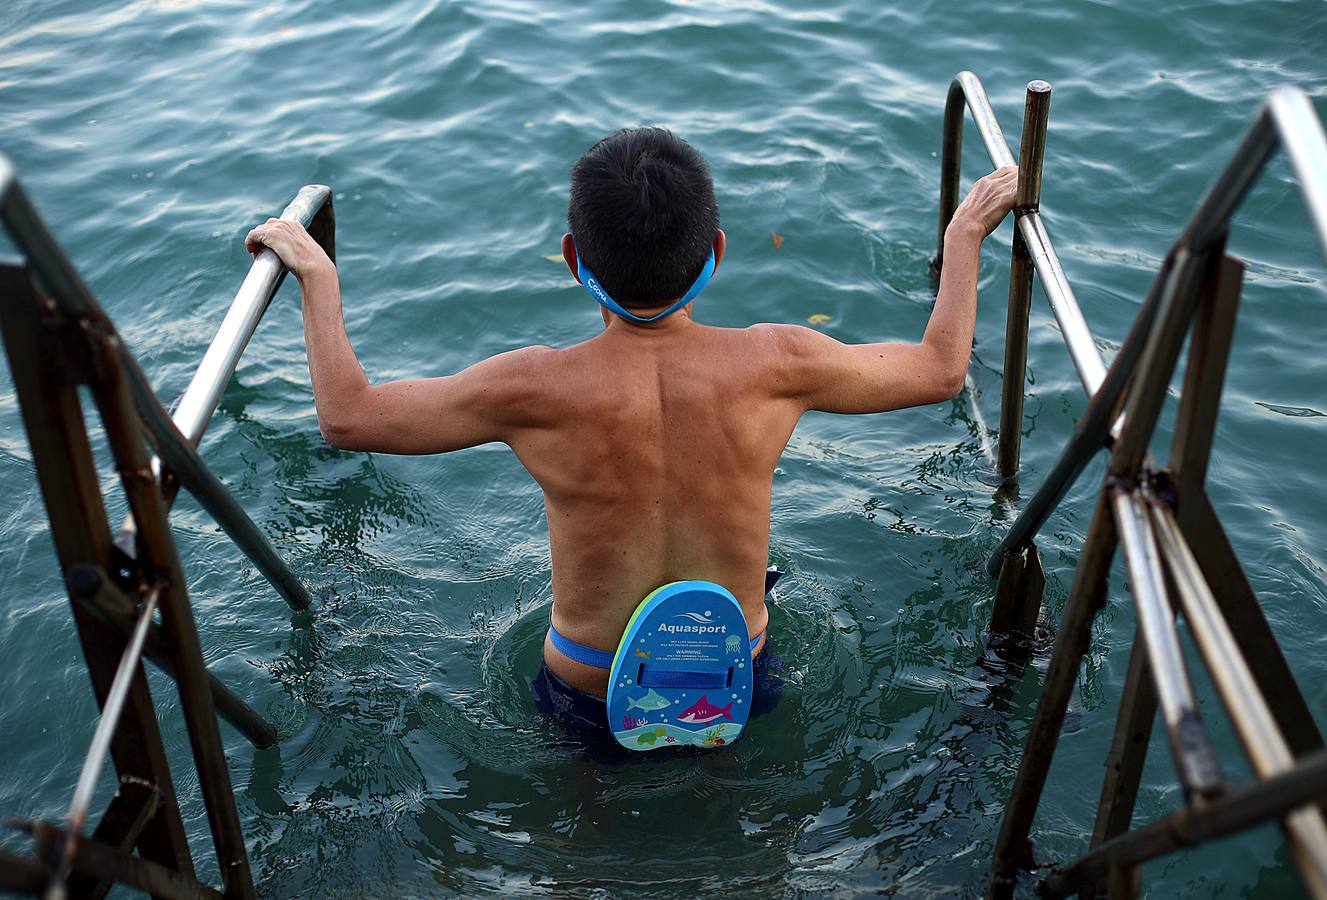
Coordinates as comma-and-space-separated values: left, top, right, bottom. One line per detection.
931, 74, 1327, 897
0, 158, 333, 899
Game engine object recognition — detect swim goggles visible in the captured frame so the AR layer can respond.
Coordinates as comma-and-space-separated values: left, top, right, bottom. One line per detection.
574, 245, 715, 324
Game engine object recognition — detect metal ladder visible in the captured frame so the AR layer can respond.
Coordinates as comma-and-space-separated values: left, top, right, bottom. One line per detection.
936, 73, 1327, 897
0, 160, 334, 899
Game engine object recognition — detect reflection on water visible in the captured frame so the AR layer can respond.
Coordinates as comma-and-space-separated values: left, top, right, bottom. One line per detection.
217, 378, 433, 557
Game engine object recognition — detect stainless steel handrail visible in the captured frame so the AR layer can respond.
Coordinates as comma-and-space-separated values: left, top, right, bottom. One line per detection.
982, 84, 1327, 569
47, 584, 162, 899
982, 254, 1172, 575
170, 184, 332, 446
0, 157, 319, 611
973, 81, 1327, 896
1110, 488, 1221, 798
1183, 87, 1327, 259
1151, 501, 1327, 893
937, 71, 1108, 395
113, 183, 333, 609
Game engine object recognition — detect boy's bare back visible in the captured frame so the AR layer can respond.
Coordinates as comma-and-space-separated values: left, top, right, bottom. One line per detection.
516, 317, 801, 694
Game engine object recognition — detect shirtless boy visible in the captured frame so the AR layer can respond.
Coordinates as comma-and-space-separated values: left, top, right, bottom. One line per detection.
246, 128, 1017, 740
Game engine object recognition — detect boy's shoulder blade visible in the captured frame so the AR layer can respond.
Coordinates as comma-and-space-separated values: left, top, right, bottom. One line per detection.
741, 321, 823, 355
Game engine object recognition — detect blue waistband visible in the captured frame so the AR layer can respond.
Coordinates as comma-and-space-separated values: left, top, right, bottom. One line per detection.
548, 568, 782, 669
550, 623, 764, 669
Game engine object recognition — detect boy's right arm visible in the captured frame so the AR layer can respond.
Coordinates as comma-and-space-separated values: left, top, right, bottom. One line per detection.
245, 218, 547, 455
769, 166, 1018, 414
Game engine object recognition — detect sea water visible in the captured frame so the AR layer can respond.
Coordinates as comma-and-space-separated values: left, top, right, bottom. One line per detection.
1, 0, 1325, 895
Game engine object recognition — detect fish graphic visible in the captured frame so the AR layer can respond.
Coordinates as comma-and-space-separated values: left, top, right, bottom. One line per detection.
627, 688, 672, 712
634, 648, 652, 659
676, 695, 734, 725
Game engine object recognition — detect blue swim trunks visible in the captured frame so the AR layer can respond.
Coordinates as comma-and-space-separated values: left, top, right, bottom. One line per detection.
531, 643, 785, 755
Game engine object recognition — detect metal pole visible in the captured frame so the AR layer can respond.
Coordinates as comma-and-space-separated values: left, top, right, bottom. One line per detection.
962, 79, 1327, 895
117, 344, 313, 612
954, 71, 1017, 168
1175, 489, 1326, 758
1111, 488, 1222, 799
1108, 248, 1212, 480
1270, 87, 1327, 262
1163, 250, 1324, 757
0, 156, 98, 318
14, 821, 224, 900
1178, 111, 1275, 254
996, 231, 1033, 480
90, 332, 256, 899
984, 252, 1175, 576
933, 78, 967, 273
116, 186, 333, 574
67, 565, 277, 749
0, 159, 317, 611
1087, 630, 1156, 898
996, 81, 1051, 482
988, 540, 1044, 639
1044, 747, 1327, 897
1014, 212, 1106, 394
169, 185, 332, 447
1169, 255, 1243, 496
1179, 88, 1327, 259
927, 74, 1107, 401
1151, 503, 1327, 895
0, 263, 196, 876
988, 493, 1117, 894
46, 586, 162, 900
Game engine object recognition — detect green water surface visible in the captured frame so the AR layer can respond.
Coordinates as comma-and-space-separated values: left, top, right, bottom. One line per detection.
2, 0, 1326, 896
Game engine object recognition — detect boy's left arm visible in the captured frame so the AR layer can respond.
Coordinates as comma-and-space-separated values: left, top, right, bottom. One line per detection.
245, 219, 543, 454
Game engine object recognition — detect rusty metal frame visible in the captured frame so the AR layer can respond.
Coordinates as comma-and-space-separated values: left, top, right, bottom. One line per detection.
931, 78, 1327, 897
0, 159, 333, 897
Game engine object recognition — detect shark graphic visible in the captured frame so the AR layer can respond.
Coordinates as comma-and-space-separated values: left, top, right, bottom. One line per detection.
627, 688, 672, 712
676, 695, 734, 725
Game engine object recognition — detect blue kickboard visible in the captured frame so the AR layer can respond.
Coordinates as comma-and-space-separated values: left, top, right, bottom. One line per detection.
606, 581, 754, 751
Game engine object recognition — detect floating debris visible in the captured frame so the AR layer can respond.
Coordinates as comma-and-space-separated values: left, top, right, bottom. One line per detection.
771, 232, 784, 250
1255, 401, 1324, 418
807, 313, 831, 325
543, 254, 563, 263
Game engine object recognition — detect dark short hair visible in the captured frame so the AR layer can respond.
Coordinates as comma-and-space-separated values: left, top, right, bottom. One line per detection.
568, 127, 719, 309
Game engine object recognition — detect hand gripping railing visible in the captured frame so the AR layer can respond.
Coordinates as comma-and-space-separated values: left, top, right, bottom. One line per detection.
0, 158, 333, 899
936, 73, 1107, 401
0, 160, 328, 613
172, 186, 335, 447
113, 183, 334, 613
932, 76, 1327, 898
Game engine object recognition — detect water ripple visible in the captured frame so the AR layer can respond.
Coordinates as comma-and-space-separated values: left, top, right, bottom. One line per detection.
1, 0, 1325, 895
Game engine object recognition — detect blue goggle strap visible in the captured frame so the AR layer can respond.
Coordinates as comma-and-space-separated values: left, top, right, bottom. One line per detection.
575, 249, 715, 323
